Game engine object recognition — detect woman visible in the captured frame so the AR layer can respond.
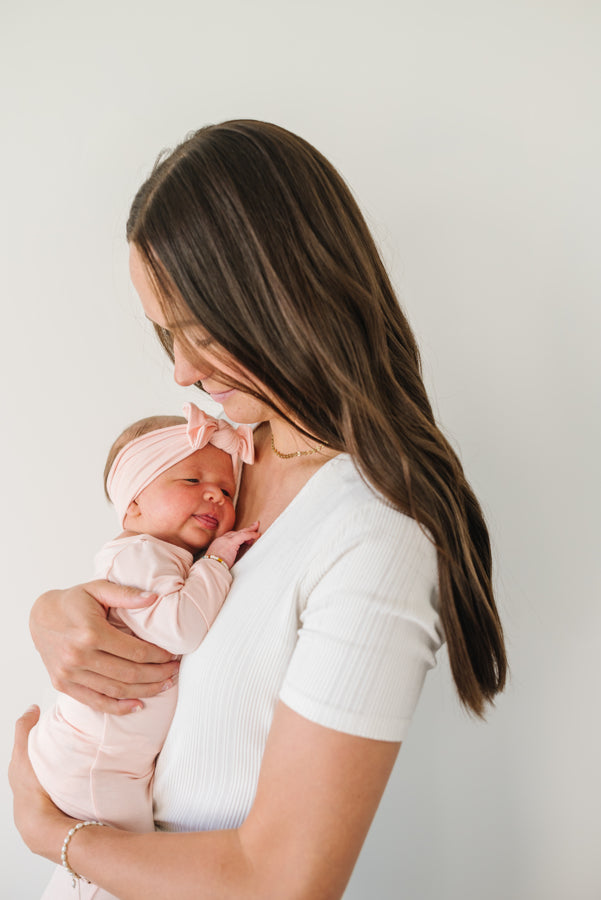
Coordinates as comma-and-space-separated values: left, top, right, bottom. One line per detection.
10, 119, 506, 899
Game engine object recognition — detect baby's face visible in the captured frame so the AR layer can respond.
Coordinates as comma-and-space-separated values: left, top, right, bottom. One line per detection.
129, 444, 237, 553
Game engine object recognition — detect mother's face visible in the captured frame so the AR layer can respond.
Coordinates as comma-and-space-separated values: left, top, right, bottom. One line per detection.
128, 244, 272, 425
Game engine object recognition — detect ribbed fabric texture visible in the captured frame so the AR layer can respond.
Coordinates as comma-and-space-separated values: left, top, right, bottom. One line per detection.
153, 454, 443, 833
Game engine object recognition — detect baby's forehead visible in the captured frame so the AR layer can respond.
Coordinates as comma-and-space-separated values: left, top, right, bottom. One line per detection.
178, 445, 235, 477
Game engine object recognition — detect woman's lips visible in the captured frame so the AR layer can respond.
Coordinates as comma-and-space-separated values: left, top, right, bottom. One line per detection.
207, 389, 235, 403
193, 514, 219, 529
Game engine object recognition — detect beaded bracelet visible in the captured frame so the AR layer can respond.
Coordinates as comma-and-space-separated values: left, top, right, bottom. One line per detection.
61, 820, 106, 887
202, 554, 230, 571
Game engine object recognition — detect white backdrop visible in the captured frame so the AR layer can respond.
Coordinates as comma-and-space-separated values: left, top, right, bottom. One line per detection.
2, 2, 599, 898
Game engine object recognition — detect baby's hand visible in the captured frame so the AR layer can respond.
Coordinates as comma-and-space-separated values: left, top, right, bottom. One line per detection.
205, 521, 260, 569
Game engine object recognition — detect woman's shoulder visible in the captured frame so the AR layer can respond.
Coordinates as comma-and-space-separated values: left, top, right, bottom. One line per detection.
309, 454, 417, 521
300, 454, 436, 563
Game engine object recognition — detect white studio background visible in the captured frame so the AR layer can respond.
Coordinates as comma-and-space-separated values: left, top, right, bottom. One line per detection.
1, 2, 599, 898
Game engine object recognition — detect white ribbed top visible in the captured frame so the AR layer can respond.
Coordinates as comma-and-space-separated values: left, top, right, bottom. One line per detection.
153, 454, 443, 833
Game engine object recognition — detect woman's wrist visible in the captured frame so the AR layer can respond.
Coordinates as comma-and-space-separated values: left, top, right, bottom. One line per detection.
61, 821, 107, 886
23, 804, 78, 863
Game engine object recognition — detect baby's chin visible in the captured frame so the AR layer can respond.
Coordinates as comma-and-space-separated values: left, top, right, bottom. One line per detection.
190, 537, 216, 553
177, 535, 216, 555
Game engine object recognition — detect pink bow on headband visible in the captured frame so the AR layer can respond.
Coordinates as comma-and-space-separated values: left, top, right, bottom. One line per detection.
184, 403, 254, 465
107, 403, 254, 527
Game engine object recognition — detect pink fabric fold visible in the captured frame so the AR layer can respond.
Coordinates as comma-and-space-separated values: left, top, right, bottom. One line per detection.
107, 403, 254, 527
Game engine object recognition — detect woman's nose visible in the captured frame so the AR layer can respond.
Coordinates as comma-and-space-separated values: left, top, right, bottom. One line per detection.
173, 341, 208, 386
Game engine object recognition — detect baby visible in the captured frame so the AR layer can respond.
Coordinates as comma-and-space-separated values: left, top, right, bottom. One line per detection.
29, 402, 258, 845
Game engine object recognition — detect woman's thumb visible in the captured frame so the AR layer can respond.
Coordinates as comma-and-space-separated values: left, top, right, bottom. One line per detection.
14, 704, 40, 741
88, 580, 157, 610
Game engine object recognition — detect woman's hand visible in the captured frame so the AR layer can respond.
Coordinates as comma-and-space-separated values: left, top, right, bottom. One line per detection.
30, 583, 180, 714
9, 706, 73, 859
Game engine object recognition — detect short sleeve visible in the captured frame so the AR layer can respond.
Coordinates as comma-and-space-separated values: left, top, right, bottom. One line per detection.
279, 502, 443, 742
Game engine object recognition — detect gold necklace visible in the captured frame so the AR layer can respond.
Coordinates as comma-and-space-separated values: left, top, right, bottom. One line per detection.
270, 432, 325, 459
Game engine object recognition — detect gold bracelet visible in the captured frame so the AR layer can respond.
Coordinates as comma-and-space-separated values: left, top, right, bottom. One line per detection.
202, 554, 229, 571
61, 820, 106, 887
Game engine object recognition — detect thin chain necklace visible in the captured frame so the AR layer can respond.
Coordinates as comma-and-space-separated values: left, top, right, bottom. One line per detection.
270, 432, 325, 459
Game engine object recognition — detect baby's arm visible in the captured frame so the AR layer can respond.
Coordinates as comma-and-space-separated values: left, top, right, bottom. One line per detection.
103, 524, 259, 655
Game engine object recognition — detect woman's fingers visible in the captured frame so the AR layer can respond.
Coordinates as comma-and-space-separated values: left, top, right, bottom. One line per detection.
83, 579, 159, 611
73, 656, 178, 694
12, 704, 40, 756
10, 706, 70, 857
83, 611, 176, 666
86, 649, 179, 685
45, 658, 178, 713
10, 706, 41, 794
52, 637, 179, 702
49, 623, 178, 688
49, 682, 147, 716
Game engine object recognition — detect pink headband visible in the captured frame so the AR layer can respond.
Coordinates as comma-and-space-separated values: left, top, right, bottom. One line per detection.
107, 402, 255, 527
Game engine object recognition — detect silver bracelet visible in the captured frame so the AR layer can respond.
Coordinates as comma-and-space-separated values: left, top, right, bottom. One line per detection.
61, 820, 106, 887
202, 554, 230, 571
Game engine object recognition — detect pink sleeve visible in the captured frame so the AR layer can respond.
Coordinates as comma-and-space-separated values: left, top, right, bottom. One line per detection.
105, 539, 232, 654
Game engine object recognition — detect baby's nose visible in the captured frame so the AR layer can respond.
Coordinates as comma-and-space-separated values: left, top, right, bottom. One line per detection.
203, 483, 223, 504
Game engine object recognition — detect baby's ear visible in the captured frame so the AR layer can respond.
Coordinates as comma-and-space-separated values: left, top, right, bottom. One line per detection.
125, 498, 141, 521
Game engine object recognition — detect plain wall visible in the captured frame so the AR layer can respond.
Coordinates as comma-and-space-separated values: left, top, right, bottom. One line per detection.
2, 2, 599, 897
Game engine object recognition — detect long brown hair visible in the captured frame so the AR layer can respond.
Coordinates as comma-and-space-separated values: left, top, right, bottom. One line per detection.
127, 119, 507, 716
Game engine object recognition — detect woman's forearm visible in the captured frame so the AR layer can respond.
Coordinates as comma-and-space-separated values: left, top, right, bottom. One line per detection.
65, 826, 256, 900
13, 703, 397, 900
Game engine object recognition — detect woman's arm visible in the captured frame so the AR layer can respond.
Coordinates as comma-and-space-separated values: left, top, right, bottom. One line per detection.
12, 702, 400, 900
31, 584, 180, 714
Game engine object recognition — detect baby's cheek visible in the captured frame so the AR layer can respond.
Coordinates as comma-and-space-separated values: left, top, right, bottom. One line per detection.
222, 503, 237, 533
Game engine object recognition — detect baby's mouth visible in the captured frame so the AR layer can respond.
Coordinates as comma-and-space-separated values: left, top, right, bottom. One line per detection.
193, 514, 219, 529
